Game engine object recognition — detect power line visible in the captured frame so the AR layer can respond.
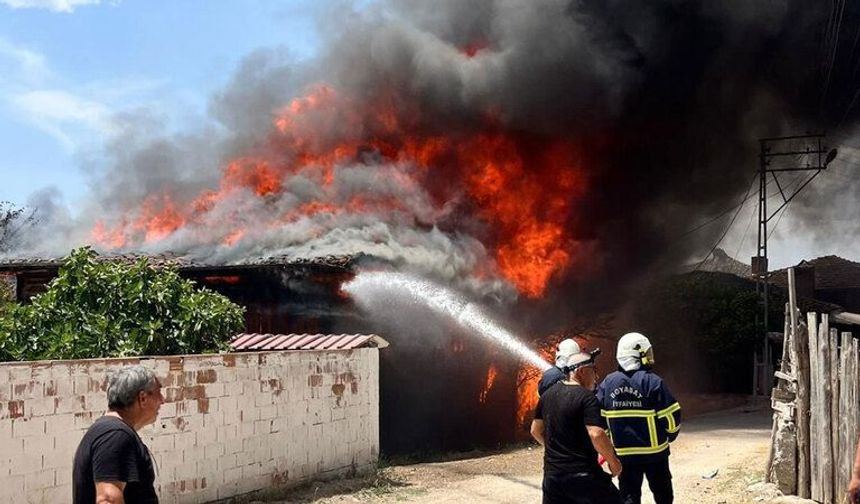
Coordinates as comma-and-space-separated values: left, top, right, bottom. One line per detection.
735, 171, 805, 258
768, 203, 791, 241
734, 192, 758, 261
691, 174, 754, 272
821, 0, 847, 114
680, 174, 777, 237
680, 168, 806, 240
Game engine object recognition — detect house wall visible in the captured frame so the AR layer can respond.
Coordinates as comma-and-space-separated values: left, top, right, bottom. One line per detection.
0, 349, 379, 504
817, 288, 860, 313
0, 273, 14, 300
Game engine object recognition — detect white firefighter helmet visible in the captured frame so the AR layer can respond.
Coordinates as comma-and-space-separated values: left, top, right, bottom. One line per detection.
616, 332, 654, 372
555, 338, 581, 368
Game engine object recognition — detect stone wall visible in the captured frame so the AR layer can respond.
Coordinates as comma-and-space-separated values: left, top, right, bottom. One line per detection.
0, 349, 380, 503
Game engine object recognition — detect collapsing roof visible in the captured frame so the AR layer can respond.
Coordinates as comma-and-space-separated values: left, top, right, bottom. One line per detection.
229, 333, 389, 351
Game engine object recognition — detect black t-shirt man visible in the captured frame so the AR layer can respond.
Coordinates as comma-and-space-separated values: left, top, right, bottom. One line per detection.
534, 382, 606, 475
73, 416, 158, 504
535, 382, 623, 504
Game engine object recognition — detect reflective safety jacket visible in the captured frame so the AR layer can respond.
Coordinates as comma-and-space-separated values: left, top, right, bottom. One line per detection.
596, 369, 681, 464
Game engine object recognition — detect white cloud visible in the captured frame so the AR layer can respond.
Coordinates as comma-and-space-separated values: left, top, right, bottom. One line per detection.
0, 38, 51, 84
0, 0, 103, 13
0, 35, 170, 151
10, 90, 114, 149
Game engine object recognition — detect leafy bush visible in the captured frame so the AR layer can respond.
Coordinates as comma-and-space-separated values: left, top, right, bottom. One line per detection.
0, 247, 245, 361
631, 271, 784, 393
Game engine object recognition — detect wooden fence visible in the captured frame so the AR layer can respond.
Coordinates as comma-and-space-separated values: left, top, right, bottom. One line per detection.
768, 269, 860, 503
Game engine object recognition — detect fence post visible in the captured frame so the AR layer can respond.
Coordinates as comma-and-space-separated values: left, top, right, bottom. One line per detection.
797, 312, 814, 498
818, 314, 833, 504
837, 332, 852, 502
830, 327, 839, 500
851, 336, 860, 503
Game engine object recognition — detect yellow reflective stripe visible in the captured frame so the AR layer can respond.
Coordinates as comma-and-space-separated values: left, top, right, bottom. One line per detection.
601, 409, 655, 418
656, 402, 681, 434
647, 415, 658, 447
666, 415, 677, 433
656, 402, 680, 417
616, 441, 669, 456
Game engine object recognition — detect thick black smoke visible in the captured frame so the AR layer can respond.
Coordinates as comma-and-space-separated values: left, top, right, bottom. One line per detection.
310, 0, 845, 321
9, 0, 858, 322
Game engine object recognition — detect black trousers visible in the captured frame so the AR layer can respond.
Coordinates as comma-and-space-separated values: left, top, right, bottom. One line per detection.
542, 471, 623, 504
618, 458, 673, 504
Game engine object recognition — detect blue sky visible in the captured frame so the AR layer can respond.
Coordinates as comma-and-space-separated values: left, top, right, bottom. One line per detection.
0, 0, 327, 208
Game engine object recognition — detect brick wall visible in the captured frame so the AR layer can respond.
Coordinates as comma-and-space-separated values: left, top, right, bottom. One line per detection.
0, 349, 380, 503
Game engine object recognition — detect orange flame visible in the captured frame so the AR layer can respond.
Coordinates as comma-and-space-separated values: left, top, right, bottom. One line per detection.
202, 275, 241, 285
516, 367, 541, 430
91, 84, 589, 298
91, 220, 127, 249
222, 229, 245, 246
136, 194, 185, 242
516, 346, 553, 431
479, 364, 498, 403
462, 41, 489, 58
224, 158, 282, 196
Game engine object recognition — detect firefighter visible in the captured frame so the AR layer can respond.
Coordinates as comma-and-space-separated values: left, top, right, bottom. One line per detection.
596, 332, 681, 504
538, 338, 580, 396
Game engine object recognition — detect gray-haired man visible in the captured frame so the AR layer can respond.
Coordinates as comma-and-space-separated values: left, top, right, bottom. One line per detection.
73, 365, 164, 504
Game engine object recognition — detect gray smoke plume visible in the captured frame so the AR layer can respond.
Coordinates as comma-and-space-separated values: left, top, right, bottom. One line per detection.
6, 0, 856, 313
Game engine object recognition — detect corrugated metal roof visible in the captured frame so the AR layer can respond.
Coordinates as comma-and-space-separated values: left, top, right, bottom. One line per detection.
229, 333, 389, 352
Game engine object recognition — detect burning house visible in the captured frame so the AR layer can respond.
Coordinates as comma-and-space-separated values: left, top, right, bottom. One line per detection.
0, 252, 526, 455
3, 0, 857, 459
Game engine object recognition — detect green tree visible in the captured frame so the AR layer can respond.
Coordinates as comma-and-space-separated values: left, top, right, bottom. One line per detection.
0, 247, 244, 361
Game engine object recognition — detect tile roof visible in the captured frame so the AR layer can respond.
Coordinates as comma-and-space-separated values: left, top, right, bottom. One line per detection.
771, 255, 860, 290
229, 333, 389, 352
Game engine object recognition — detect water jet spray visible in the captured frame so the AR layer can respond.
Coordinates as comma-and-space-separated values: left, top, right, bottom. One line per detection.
343, 271, 551, 371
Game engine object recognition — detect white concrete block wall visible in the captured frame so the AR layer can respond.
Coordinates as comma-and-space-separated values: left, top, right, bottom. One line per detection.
0, 348, 380, 504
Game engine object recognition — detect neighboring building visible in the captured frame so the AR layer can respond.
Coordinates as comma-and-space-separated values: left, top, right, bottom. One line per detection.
691, 250, 860, 318
771, 255, 860, 315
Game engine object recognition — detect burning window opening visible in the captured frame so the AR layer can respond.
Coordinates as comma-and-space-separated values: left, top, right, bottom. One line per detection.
452, 339, 466, 353
202, 275, 241, 285
479, 364, 498, 404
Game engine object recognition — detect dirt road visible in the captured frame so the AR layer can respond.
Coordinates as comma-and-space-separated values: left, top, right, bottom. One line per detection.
272, 405, 775, 504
